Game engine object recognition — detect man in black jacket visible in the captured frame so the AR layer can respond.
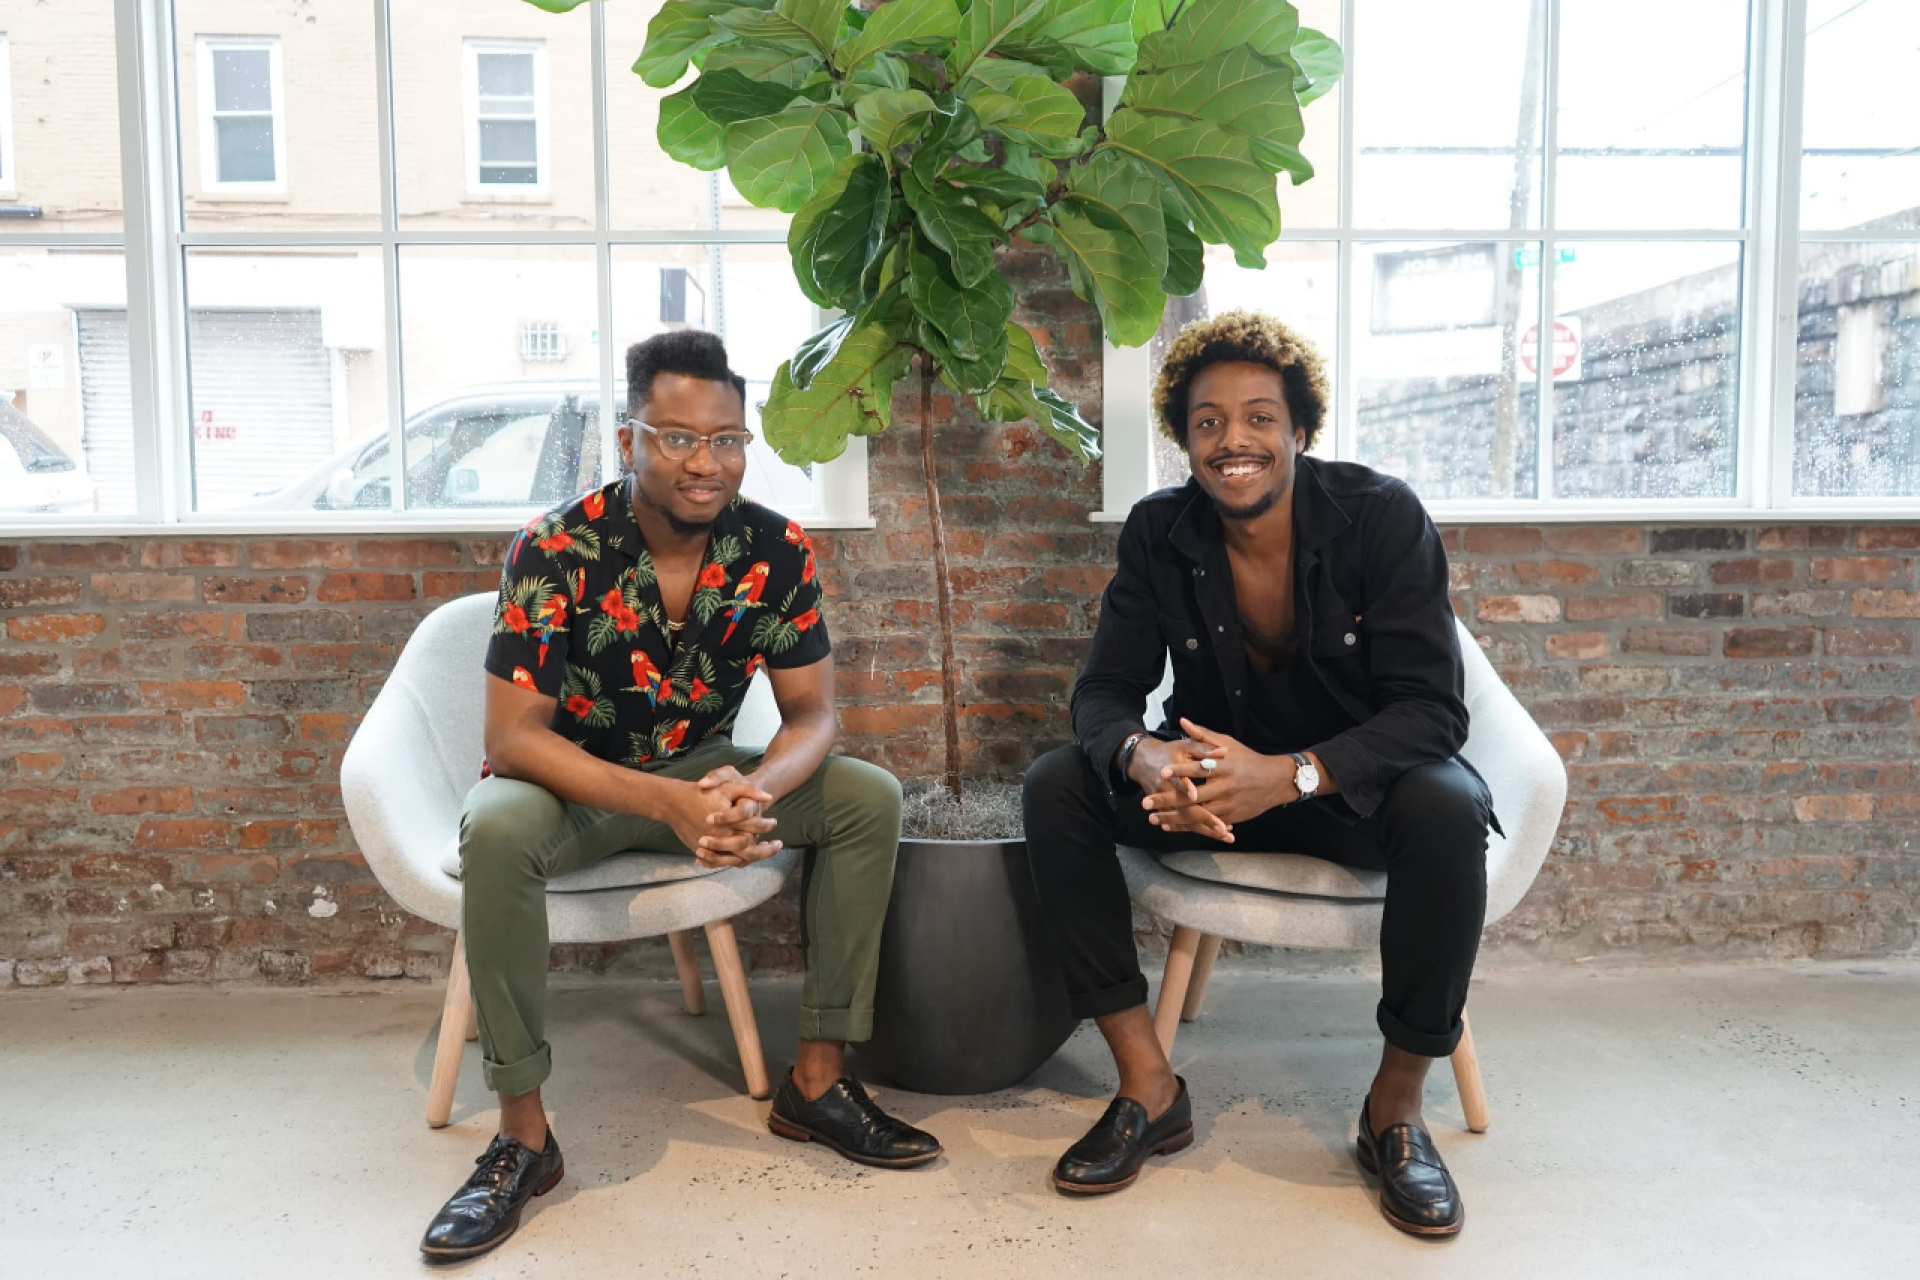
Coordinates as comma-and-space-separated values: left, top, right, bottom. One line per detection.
1022, 311, 1496, 1237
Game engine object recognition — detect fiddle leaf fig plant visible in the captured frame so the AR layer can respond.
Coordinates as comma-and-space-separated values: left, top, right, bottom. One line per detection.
525, 0, 1341, 799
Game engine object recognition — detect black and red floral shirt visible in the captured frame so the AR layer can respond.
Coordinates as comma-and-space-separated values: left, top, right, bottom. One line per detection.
483, 479, 829, 766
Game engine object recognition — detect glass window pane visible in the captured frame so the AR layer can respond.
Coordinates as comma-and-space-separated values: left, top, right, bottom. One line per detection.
1556, 0, 1749, 230
395, 2, 589, 225
1800, 2, 1920, 231
215, 117, 276, 184
0, 2, 124, 236
1263, 0, 1340, 232
1354, 0, 1544, 231
211, 48, 273, 112
1146, 242, 1338, 490
604, 0, 787, 232
1551, 242, 1741, 498
398, 246, 601, 510
1355, 241, 1541, 499
0, 248, 133, 516
476, 51, 535, 98
176, 7, 380, 231
181, 247, 388, 514
612, 244, 817, 514
479, 119, 538, 165
1793, 241, 1920, 498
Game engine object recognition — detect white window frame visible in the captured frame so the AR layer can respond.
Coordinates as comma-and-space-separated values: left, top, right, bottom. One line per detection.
1098, 0, 1920, 524
195, 35, 285, 195
0, 33, 16, 198
0, 0, 869, 535
462, 38, 548, 197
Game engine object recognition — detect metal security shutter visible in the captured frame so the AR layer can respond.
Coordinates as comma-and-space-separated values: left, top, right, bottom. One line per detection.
74, 308, 334, 512
76, 310, 134, 513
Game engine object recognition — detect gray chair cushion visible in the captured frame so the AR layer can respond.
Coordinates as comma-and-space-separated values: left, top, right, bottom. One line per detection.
1158, 851, 1387, 900
437, 837, 720, 894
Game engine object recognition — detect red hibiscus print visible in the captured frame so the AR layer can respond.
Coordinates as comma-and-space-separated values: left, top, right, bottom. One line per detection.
698, 562, 728, 589
601, 587, 624, 613
802, 550, 817, 584
791, 608, 820, 633
689, 678, 711, 702
538, 531, 573, 554
583, 490, 606, 520
613, 606, 641, 632
658, 679, 674, 704
565, 694, 595, 718
503, 603, 530, 633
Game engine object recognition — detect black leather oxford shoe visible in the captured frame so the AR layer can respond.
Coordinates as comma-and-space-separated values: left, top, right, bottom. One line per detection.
419, 1130, 564, 1261
767, 1072, 944, 1169
1053, 1077, 1193, 1194
1354, 1099, 1464, 1237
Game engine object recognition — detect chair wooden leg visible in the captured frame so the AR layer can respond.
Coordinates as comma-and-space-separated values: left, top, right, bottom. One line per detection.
1180, 933, 1223, 1023
427, 932, 473, 1129
1450, 1013, 1490, 1134
668, 929, 706, 1015
704, 918, 771, 1100
1153, 926, 1203, 1057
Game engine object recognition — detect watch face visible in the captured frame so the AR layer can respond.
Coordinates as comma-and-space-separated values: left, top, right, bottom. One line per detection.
1297, 762, 1319, 793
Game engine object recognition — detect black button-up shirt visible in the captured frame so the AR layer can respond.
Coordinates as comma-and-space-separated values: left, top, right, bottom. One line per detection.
484, 480, 829, 766
1073, 455, 1493, 824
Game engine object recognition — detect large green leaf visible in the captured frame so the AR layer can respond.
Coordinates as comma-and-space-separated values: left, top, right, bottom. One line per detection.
906, 230, 1015, 362
908, 100, 983, 183
1046, 197, 1165, 347
1161, 195, 1204, 295
920, 316, 1010, 395
1030, 386, 1101, 461
699, 40, 821, 89
1123, 43, 1304, 160
1134, 0, 1301, 73
1006, 0, 1135, 75
690, 67, 802, 123
1291, 27, 1345, 108
947, 0, 1046, 83
788, 313, 854, 390
835, 0, 961, 72
713, 3, 830, 50
1130, 0, 1180, 42
1003, 320, 1045, 382
958, 60, 1086, 157
789, 152, 891, 309
1104, 110, 1278, 268
634, 0, 734, 88
1065, 149, 1168, 280
999, 140, 1058, 194
943, 162, 1047, 204
846, 50, 910, 95
725, 103, 852, 212
899, 167, 1002, 286
775, 0, 848, 55
522, 0, 595, 11
853, 87, 937, 153
656, 86, 729, 171
762, 323, 915, 464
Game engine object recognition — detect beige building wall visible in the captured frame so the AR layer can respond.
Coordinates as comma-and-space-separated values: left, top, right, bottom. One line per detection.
0, 0, 123, 234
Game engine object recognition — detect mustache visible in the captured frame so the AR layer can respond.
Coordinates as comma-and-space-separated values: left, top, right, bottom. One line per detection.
1205, 450, 1273, 466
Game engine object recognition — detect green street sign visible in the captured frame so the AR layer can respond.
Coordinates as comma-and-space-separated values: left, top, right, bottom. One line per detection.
1515, 247, 1578, 269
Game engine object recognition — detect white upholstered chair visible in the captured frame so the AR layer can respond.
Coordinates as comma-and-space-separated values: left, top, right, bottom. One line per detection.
1121, 618, 1566, 1132
341, 593, 793, 1125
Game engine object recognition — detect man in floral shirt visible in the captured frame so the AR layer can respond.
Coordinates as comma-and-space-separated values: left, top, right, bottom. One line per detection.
421, 332, 939, 1262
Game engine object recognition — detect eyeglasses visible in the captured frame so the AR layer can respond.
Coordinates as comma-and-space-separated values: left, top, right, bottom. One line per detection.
628, 419, 754, 461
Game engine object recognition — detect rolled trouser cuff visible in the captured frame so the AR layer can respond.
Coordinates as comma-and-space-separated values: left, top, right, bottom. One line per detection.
482, 1040, 553, 1096
799, 1006, 873, 1043
1376, 1002, 1462, 1058
1070, 974, 1149, 1021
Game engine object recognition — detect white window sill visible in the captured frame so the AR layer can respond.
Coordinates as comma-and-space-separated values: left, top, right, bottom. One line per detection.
0, 514, 878, 538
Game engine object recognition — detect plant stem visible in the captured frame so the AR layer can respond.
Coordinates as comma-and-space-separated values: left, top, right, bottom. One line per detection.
918, 354, 964, 804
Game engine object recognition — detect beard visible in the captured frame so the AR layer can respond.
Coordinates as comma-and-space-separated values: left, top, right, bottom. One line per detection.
1211, 485, 1280, 522
631, 477, 716, 538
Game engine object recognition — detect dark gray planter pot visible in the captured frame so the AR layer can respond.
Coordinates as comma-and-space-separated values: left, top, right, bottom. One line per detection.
854, 836, 1077, 1095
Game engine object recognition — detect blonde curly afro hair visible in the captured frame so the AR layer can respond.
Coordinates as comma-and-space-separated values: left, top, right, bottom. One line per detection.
1151, 310, 1330, 449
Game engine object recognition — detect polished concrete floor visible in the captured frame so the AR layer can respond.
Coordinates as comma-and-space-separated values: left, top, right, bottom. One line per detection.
3, 961, 1915, 1279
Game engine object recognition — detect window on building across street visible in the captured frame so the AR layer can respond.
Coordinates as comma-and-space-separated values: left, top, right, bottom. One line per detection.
1099, 0, 1920, 521
197, 37, 284, 191
1, 0, 856, 530
465, 40, 544, 191
0, 33, 16, 198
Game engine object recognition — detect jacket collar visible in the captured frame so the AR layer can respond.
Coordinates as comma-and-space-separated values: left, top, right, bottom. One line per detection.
1165, 454, 1352, 564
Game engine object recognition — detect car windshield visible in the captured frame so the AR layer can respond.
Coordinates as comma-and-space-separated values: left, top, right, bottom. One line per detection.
0, 405, 77, 473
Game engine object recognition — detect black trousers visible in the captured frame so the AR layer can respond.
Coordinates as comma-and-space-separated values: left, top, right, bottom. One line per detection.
1021, 745, 1492, 1058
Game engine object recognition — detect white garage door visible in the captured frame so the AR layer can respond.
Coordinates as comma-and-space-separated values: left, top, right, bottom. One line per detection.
77, 309, 335, 512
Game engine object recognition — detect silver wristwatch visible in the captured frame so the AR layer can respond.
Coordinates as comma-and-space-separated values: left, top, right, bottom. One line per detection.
1289, 751, 1320, 799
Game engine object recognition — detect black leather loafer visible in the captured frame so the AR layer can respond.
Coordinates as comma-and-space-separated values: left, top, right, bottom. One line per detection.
1354, 1099, 1463, 1237
420, 1129, 565, 1261
1053, 1077, 1193, 1195
767, 1072, 943, 1169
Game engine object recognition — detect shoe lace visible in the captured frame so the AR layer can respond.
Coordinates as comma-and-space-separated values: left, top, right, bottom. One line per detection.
470, 1135, 526, 1187
839, 1078, 909, 1135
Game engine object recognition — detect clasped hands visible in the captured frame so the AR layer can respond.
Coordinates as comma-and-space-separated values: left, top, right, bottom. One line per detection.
1130, 718, 1308, 842
667, 766, 783, 868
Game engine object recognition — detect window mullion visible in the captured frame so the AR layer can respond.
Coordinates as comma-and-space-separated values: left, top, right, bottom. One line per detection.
1333, 0, 1356, 464
591, 0, 619, 491
1535, 0, 1559, 505
1761, 0, 1808, 510
375, 0, 405, 513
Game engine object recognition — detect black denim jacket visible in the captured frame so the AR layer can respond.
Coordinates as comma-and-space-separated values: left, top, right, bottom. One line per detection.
1072, 455, 1493, 825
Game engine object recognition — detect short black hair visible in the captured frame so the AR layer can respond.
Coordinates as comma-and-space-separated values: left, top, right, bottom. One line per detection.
625, 329, 747, 416
1152, 310, 1330, 450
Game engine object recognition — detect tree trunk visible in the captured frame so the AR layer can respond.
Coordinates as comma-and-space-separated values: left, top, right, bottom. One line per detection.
918, 356, 964, 802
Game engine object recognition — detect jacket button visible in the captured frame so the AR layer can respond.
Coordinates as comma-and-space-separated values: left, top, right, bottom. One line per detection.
1216, 625, 1225, 633
1185, 638, 1199, 650
1344, 632, 1357, 645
